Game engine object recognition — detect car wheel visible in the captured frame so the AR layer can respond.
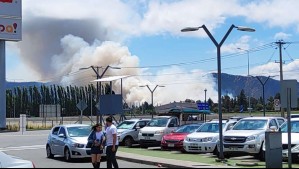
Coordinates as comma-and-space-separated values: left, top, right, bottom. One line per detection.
213, 146, 219, 156
64, 148, 72, 162
255, 143, 265, 161
124, 137, 133, 148
46, 145, 54, 159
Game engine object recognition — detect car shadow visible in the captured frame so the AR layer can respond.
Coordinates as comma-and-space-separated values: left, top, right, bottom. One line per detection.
49, 156, 107, 163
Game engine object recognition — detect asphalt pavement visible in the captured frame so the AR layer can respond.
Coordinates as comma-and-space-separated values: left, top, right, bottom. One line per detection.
0, 130, 159, 168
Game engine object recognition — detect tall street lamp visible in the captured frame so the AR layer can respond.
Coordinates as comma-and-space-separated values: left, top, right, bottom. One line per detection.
251, 75, 276, 117
79, 65, 121, 123
204, 89, 207, 103
181, 24, 255, 160
237, 48, 250, 76
140, 85, 165, 119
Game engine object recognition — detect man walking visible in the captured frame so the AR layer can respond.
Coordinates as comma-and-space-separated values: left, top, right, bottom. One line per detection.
105, 117, 119, 168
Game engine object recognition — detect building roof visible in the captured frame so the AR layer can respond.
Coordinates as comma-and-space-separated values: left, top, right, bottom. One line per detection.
155, 102, 213, 115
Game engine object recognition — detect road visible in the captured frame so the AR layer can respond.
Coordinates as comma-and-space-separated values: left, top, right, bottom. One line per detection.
0, 130, 158, 168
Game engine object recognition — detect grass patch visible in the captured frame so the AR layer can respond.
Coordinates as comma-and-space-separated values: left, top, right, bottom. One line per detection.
118, 147, 299, 168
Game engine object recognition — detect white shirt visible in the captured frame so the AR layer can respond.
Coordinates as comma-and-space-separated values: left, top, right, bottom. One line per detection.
96, 132, 104, 141
105, 124, 119, 146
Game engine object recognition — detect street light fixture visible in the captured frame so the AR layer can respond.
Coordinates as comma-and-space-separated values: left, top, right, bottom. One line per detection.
181, 24, 255, 160
140, 85, 165, 119
79, 65, 121, 123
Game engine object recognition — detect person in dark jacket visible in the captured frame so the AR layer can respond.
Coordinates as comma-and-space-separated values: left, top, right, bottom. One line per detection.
88, 124, 105, 168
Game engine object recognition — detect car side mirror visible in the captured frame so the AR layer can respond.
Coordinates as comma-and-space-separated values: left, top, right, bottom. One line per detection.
136, 126, 141, 130
169, 123, 175, 128
269, 126, 278, 131
58, 134, 66, 138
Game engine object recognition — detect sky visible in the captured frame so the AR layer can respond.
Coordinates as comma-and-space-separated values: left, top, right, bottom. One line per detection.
4, 0, 299, 104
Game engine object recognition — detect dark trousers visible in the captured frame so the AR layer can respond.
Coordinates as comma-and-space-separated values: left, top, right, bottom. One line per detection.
106, 146, 119, 168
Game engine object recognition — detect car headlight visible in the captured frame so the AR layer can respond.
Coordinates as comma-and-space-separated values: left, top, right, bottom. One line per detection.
72, 143, 85, 148
184, 137, 189, 142
117, 132, 124, 135
202, 137, 213, 142
246, 135, 257, 142
155, 130, 164, 134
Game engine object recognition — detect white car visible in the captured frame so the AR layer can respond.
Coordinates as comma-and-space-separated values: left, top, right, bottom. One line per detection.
138, 116, 179, 148
222, 117, 284, 160
183, 120, 237, 155
279, 118, 299, 160
0, 151, 35, 168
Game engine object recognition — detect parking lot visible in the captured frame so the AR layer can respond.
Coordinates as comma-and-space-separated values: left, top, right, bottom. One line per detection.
0, 130, 159, 168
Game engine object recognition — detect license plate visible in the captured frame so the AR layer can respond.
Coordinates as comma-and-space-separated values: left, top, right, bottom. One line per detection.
191, 144, 198, 147
145, 136, 150, 140
229, 147, 238, 151
168, 144, 175, 147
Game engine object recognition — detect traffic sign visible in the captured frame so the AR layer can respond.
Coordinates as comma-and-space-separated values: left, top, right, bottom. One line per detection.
197, 103, 210, 110
76, 100, 88, 111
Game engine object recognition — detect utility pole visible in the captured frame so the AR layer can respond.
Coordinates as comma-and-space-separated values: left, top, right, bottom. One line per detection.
275, 40, 286, 117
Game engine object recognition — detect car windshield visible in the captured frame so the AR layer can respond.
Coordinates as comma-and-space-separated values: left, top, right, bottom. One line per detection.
175, 125, 201, 133
117, 121, 136, 129
67, 126, 91, 137
147, 118, 169, 127
197, 123, 225, 133
281, 121, 299, 133
233, 120, 267, 130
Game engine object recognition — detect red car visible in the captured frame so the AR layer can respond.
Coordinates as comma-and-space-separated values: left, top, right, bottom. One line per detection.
0, 0, 13, 3
161, 123, 203, 151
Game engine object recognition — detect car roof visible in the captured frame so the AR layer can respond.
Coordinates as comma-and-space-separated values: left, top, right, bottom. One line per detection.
206, 120, 228, 124
54, 124, 91, 128
154, 116, 173, 118
241, 117, 277, 120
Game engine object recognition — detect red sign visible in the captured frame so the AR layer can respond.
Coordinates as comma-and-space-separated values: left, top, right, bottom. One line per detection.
0, 0, 13, 3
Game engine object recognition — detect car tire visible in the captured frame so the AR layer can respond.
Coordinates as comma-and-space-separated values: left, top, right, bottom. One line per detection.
46, 145, 54, 159
124, 137, 134, 148
255, 143, 265, 161
213, 146, 219, 157
64, 148, 72, 162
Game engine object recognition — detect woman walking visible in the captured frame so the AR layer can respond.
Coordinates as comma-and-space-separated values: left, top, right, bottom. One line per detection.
88, 124, 105, 168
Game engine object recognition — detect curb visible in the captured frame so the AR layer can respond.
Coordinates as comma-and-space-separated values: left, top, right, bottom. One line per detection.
117, 155, 192, 168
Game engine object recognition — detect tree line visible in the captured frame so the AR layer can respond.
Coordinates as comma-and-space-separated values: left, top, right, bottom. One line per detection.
5, 86, 285, 118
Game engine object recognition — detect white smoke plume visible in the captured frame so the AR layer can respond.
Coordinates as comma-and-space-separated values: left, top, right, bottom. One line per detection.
52, 35, 218, 105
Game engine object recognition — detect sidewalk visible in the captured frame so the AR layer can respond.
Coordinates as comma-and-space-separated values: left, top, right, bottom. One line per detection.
117, 151, 232, 168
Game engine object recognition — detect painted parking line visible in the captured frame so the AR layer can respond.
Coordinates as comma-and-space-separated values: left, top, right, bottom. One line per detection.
0, 145, 45, 152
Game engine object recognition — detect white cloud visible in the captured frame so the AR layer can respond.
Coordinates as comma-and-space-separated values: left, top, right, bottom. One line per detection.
221, 35, 251, 54
250, 60, 299, 81
274, 32, 292, 40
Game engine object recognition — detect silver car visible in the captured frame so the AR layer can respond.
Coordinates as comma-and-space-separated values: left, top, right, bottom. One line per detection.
46, 124, 106, 162
117, 119, 150, 147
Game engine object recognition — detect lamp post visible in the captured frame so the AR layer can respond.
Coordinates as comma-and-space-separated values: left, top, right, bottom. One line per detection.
251, 75, 276, 117
237, 48, 250, 76
140, 85, 165, 119
79, 65, 121, 124
181, 24, 255, 160
204, 89, 207, 103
